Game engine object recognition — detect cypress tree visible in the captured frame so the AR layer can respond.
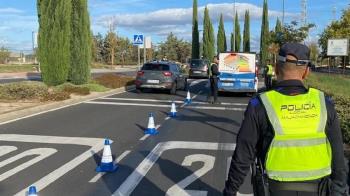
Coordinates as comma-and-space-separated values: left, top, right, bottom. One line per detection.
243, 10, 250, 52
203, 7, 215, 61
275, 17, 282, 33
70, 0, 91, 84
192, 0, 200, 59
38, 0, 71, 86
234, 12, 241, 52
260, 0, 269, 65
217, 14, 227, 54
230, 33, 234, 52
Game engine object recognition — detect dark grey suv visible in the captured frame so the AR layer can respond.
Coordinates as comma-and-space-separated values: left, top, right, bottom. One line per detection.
135, 62, 188, 94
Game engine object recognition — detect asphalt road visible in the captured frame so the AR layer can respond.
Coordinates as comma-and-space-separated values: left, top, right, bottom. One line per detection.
0, 79, 254, 196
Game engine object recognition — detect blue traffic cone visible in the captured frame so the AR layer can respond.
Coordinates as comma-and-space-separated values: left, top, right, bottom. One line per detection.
28, 186, 37, 196
144, 113, 158, 135
169, 102, 177, 117
184, 91, 192, 104
96, 139, 118, 172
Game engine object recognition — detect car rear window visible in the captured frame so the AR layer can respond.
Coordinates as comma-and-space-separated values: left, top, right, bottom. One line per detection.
190, 60, 207, 68
142, 64, 170, 71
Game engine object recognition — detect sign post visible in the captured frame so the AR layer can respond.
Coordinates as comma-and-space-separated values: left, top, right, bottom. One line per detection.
133, 34, 144, 70
327, 39, 349, 74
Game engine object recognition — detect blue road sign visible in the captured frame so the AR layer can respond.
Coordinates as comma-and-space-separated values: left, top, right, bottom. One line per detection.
133, 35, 144, 46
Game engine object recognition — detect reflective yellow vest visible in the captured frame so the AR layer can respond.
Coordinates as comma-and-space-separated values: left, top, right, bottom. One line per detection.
267, 64, 274, 76
260, 88, 332, 182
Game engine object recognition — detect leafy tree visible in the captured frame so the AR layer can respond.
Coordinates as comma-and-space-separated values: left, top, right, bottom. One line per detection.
70, 0, 91, 84
260, 0, 269, 65
202, 7, 215, 61
92, 33, 104, 63
38, 0, 72, 85
243, 10, 250, 52
156, 33, 191, 63
309, 42, 319, 64
234, 12, 241, 52
217, 14, 227, 53
192, 0, 200, 59
319, 8, 350, 58
0, 47, 10, 64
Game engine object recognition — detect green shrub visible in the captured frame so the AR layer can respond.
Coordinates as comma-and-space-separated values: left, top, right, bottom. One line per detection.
95, 74, 135, 89
0, 81, 48, 100
306, 73, 350, 144
41, 90, 70, 101
55, 83, 90, 95
82, 83, 110, 92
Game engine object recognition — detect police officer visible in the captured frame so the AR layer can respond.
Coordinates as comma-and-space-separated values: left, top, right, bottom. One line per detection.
265, 60, 274, 90
224, 43, 348, 196
207, 55, 220, 104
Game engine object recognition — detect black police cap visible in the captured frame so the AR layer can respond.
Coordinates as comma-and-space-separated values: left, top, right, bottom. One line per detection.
278, 43, 311, 66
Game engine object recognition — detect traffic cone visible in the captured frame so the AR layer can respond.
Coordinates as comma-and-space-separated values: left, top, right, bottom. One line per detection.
144, 113, 158, 135
184, 91, 192, 104
96, 139, 118, 172
169, 102, 177, 117
28, 186, 37, 196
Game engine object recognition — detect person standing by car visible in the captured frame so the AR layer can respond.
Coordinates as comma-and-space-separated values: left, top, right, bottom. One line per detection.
264, 59, 274, 90
224, 43, 348, 196
207, 55, 220, 104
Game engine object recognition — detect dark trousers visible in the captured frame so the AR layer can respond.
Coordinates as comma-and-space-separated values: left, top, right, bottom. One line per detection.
268, 179, 330, 196
265, 75, 273, 90
208, 77, 218, 102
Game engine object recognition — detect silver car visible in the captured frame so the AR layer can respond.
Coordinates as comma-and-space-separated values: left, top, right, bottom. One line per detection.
135, 62, 188, 94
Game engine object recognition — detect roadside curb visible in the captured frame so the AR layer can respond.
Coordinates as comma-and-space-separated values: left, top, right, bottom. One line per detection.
0, 85, 135, 125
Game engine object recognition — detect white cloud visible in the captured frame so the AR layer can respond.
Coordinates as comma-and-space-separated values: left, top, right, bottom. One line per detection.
0, 8, 24, 14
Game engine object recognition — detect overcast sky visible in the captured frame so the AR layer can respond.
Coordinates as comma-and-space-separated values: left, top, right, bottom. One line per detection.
0, 0, 348, 52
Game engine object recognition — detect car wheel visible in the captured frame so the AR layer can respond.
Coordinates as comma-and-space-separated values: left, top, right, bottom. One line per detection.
170, 83, 177, 95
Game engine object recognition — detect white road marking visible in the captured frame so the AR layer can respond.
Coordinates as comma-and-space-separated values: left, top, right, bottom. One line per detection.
0, 148, 57, 181
189, 79, 207, 87
0, 90, 131, 126
166, 154, 215, 196
0, 134, 105, 195
100, 97, 183, 104
139, 124, 161, 141
85, 101, 171, 108
186, 106, 246, 111
165, 116, 170, 120
226, 157, 232, 180
0, 146, 17, 157
89, 150, 131, 183
112, 141, 236, 196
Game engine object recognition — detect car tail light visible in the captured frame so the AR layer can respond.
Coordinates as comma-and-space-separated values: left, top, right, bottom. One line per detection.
163, 71, 172, 77
137, 71, 144, 77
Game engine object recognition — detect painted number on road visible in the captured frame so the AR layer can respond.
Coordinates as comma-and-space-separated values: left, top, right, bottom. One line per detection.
166, 154, 215, 196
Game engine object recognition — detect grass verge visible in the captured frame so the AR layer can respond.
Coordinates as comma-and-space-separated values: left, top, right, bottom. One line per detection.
0, 64, 38, 73
306, 72, 350, 144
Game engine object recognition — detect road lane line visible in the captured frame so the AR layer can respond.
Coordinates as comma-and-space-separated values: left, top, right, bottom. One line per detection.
0, 146, 17, 157
139, 124, 161, 141
0, 134, 105, 195
89, 150, 131, 183
165, 116, 170, 120
0, 148, 57, 182
226, 157, 232, 180
186, 106, 246, 111
113, 141, 236, 196
85, 101, 171, 108
99, 98, 183, 104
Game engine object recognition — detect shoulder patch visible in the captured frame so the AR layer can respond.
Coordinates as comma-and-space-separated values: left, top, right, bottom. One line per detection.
250, 97, 260, 107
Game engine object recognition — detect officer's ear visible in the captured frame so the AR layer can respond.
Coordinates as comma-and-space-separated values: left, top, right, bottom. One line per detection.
302, 67, 310, 79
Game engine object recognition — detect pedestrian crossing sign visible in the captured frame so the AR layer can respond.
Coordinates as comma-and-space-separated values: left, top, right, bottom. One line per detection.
133, 34, 144, 45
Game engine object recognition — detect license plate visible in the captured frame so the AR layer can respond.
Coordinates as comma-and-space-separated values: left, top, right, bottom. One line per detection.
222, 83, 233, 87
193, 71, 202, 74
147, 80, 159, 84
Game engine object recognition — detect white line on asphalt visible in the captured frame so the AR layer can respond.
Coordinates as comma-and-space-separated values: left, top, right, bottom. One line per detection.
0, 146, 17, 157
165, 116, 170, 120
0, 90, 131, 126
89, 150, 131, 183
180, 90, 203, 108
85, 101, 171, 108
113, 141, 236, 196
100, 97, 183, 104
0, 148, 57, 182
189, 79, 207, 87
85, 101, 246, 111
139, 124, 161, 141
226, 157, 232, 180
0, 134, 105, 196
97, 97, 247, 106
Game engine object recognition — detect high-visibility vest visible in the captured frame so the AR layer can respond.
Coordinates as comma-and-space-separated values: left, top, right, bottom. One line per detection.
267, 64, 274, 76
260, 88, 332, 182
